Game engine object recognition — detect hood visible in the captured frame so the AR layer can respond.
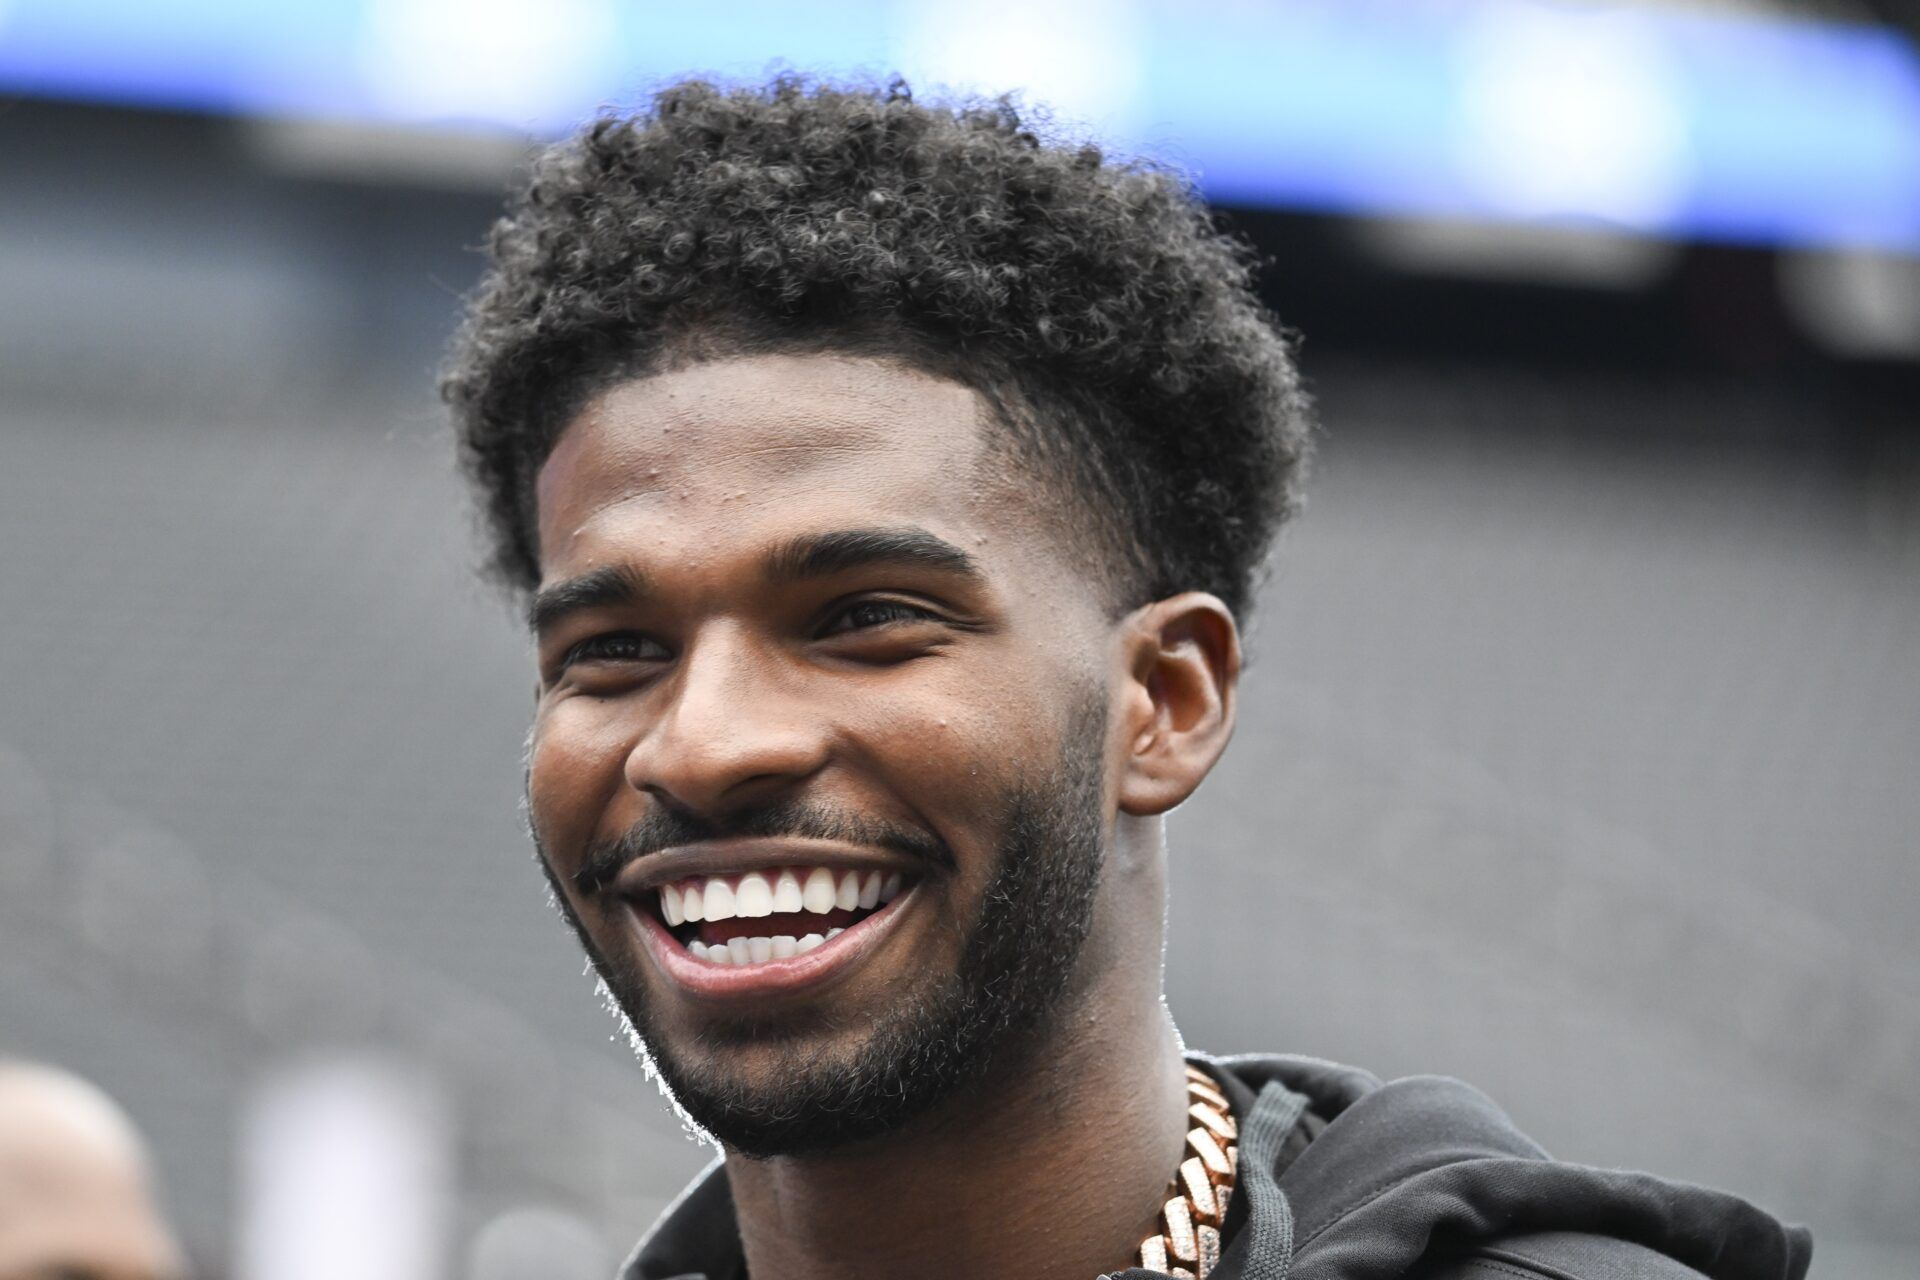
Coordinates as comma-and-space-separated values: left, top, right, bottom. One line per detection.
1145, 1053, 1813, 1280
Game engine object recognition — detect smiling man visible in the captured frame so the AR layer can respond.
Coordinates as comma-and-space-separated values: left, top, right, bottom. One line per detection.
441, 78, 1811, 1280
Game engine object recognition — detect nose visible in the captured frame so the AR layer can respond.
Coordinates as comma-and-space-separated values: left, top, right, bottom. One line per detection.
624, 623, 829, 817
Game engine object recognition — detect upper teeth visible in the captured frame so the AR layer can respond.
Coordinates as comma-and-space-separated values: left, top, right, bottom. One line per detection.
659, 867, 904, 926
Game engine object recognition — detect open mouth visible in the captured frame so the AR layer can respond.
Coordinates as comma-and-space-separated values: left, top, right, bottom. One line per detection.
647, 866, 911, 966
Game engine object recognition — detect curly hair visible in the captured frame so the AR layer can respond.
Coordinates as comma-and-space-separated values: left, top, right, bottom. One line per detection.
442, 75, 1312, 621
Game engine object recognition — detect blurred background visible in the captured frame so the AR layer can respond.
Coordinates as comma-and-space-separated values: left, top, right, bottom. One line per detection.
2, 0, 1916, 1276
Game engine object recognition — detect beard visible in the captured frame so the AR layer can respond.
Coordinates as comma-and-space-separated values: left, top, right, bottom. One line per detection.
533, 694, 1109, 1158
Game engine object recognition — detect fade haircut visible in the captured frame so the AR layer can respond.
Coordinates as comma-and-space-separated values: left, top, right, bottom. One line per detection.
442, 75, 1313, 621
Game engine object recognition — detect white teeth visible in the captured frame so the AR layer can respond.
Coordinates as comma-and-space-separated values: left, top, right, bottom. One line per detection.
826, 927, 844, 939
674, 865, 906, 956
801, 867, 837, 914
736, 872, 773, 918
689, 940, 708, 960
703, 877, 737, 922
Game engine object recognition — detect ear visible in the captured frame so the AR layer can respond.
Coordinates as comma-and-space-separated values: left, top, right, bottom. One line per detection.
1115, 593, 1242, 816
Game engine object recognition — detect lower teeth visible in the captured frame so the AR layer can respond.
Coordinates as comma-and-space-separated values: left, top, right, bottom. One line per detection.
691, 928, 845, 966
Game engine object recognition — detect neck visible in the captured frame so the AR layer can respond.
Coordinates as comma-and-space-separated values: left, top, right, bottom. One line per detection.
726, 997, 1189, 1280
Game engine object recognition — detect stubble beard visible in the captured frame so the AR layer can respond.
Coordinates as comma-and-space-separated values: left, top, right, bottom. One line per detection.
535, 696, 1110, 1158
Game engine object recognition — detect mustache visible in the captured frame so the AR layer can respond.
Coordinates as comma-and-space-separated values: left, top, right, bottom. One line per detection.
569, 799, 958, 897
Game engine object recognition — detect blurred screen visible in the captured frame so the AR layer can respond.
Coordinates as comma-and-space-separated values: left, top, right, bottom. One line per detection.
2, 0, 1917, 249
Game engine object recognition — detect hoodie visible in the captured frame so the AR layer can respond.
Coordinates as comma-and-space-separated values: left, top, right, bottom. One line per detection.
621, 1053, 1813, 1280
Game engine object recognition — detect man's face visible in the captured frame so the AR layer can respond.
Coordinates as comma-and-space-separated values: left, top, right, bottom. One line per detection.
526, 354, 1129, 1155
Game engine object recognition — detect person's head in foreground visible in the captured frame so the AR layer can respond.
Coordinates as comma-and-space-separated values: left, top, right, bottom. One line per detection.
0, 1061, 186, 1280
444, 76, 1811, 1280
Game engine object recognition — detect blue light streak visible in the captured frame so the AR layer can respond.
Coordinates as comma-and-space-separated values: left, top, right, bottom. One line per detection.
2, 0, 1915, 252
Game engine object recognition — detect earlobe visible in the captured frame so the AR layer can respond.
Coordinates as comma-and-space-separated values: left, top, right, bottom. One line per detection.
1115, 593, 1241, 817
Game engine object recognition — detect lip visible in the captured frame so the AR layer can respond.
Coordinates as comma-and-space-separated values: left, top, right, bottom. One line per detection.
630, 882, 919, 1000
610, 836, 920, 897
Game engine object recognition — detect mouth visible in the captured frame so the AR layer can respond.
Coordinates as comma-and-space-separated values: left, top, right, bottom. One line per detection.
659, 865, 910, 962
625, 864, 920, 997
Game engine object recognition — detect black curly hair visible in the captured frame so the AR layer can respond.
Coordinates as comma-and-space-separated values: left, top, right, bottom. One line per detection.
442, 75, 1313, 622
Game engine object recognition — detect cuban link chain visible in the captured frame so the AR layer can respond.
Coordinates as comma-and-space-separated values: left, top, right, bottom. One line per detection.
1128, 1064, 1238, 1279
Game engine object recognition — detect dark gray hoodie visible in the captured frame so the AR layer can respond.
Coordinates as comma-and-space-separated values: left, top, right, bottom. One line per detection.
621, 1053, 1813, 1280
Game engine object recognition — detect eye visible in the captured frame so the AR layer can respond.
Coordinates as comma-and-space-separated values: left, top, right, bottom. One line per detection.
821, 599, 938, 635
562, 631, 670, 668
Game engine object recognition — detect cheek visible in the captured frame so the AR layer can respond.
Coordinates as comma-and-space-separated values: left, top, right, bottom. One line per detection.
841, 685, 1054, 858
528, 704, 634, 867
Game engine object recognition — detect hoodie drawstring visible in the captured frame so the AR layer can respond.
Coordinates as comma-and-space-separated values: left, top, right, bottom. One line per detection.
1230, 1080, 1309, 1280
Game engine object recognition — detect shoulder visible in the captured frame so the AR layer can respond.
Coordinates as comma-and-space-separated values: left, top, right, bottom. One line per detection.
1412, 1231, 1708, 1280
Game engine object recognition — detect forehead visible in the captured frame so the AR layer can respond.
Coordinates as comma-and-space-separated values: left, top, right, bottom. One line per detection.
534, 354, 1007, 578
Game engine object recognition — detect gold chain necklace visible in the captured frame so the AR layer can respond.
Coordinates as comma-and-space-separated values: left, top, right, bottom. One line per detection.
1126, 1065, 1239, 1279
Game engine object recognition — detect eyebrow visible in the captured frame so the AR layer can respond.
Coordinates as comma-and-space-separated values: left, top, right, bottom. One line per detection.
527, 528, 981, 636
763, 527, 983, 585
526, 564, 650, 635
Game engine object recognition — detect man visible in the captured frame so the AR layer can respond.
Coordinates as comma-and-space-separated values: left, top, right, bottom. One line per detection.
0, 1061, 187, 1280
442, 78, 1811, 1280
